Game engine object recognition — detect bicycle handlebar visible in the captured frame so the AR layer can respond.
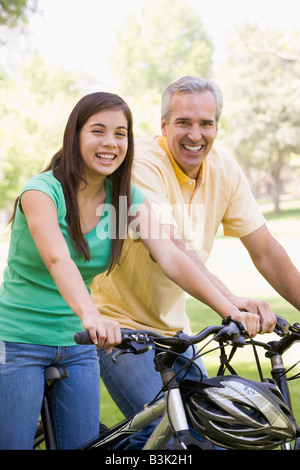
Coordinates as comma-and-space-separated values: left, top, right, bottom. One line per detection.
74, 315, 299, 358
74, 318, 241, 347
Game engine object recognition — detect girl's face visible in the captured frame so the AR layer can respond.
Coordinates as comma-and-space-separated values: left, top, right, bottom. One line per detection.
79, 108, 128, 182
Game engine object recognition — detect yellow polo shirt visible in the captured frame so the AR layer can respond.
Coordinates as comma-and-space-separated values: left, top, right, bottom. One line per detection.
91, 135, 265, 336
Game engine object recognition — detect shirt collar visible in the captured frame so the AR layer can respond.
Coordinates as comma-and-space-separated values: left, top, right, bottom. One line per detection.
157, 135, 206, 185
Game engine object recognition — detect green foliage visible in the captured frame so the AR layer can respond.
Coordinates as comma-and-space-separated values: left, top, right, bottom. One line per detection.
0, 51, 80, 212
218, 26, 300, 211
112, 0, 213, 95
0, 0, 38, 27
110, 0, 213, 134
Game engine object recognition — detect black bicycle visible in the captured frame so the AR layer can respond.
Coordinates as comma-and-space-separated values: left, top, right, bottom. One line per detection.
34, 315, 300, 450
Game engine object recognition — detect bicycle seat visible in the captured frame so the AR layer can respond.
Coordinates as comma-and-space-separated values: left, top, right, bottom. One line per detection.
44, 365, 69, 382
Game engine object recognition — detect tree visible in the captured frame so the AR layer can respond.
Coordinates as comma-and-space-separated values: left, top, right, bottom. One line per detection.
218, 26, 300, 211
0, 0, 39, 85
110, 0, 213, 134
0, 51, 80, 213
0, 0, 38, 27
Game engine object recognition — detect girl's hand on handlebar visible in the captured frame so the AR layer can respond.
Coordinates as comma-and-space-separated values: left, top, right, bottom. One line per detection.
81, 315, 121, 353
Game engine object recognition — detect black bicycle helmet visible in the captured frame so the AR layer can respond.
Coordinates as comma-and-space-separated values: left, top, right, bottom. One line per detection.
180, 375, 296, 450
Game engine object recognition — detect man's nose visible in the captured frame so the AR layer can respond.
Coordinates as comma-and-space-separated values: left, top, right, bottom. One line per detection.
187, 124, 202, 142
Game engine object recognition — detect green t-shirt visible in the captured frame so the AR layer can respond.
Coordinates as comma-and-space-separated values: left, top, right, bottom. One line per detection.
0, 171, 145, 346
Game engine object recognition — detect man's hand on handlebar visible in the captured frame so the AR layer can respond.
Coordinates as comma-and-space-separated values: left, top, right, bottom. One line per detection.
228, 295, 277, 334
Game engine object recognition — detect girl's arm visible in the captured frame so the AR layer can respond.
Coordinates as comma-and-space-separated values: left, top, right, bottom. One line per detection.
135, 199, 261, 337
21, 190, 121, 348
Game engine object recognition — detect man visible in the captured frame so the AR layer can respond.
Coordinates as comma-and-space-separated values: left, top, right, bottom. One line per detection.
91, 76, 300, 446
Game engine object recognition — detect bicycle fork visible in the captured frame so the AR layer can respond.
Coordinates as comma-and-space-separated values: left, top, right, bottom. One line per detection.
146, 353, 214, 450
142, 385, 190, 450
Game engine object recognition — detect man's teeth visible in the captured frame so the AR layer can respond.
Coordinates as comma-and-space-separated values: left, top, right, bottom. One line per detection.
183, 145, 203, 152
96, 154, 115, 160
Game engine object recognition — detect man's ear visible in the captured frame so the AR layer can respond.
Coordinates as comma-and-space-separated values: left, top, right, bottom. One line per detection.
161, 116, 167, 135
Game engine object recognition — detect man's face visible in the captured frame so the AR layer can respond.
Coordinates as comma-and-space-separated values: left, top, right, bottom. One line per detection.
161, 91, 218, 179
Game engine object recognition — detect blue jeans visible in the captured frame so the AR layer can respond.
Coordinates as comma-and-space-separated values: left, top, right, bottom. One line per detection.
0, 341, 100, 450
99, 339, 209, 449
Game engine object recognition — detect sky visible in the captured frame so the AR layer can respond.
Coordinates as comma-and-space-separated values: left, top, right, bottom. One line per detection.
26, 0, 300, 89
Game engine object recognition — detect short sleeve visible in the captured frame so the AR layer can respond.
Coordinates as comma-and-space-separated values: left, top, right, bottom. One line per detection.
222, 161, 265, 237
19, 172, 66, 219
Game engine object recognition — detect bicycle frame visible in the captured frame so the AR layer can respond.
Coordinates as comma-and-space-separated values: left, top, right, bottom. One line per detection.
36, 316, 300, 450
80, 347, 212, 450
38, 342, 211, 450
81, 398, 178, 450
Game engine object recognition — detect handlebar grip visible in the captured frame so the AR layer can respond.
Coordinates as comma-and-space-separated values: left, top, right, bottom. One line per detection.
74, 330, 94, 345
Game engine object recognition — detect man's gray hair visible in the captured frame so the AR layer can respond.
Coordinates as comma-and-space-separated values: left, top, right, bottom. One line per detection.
161, 76, 223, 124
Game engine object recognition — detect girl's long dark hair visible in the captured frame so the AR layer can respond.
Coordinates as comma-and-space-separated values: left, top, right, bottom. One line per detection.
11, 92, 134, 273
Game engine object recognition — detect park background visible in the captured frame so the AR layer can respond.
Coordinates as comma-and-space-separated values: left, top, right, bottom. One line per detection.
1, 0, 300, 428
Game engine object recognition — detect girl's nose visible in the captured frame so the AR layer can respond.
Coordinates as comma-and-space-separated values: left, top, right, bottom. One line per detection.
102, 132, 117, 147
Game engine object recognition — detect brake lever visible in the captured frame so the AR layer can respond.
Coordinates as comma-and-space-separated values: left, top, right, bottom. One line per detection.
214, 317, 247, 346
112, 341, 153, 363
274, 315, 290, 337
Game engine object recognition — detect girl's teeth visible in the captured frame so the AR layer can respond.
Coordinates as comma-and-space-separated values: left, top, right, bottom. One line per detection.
96, 154, 115, 160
